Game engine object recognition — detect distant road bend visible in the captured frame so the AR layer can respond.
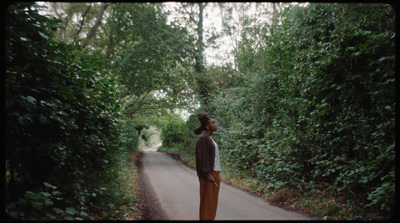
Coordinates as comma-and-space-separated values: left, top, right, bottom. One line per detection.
139, 144, 317, 220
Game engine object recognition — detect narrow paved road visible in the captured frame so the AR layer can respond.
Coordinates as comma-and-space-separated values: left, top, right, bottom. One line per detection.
140, 144, 316, 220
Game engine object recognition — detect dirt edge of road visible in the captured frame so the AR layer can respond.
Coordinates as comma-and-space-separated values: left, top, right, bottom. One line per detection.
135, 151, 169, 220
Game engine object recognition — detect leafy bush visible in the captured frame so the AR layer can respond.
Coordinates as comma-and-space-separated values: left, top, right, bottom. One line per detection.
6, 182, 76, 220
161, 115, 187, 149
201, 3, 395, 216
5, 3, 126, 219
120, 119, 140, 152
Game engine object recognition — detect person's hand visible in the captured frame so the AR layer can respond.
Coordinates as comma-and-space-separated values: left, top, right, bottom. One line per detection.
208, 176, 215, 183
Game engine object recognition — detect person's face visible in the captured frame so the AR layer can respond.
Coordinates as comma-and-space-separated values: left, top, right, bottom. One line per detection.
206, 119, 218, 132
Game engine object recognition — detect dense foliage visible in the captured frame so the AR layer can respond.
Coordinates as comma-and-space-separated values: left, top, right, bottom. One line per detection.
161, 115, 187, 149
5, 3, 132, 220
5, 2, 196, 220
101, 3, 196, 117
5, 2, 395, 221
199, 3, 395, 217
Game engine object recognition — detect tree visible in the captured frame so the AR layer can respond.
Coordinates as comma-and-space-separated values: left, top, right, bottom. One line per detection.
101, 3, 196, 119
178, 2, 208, 72
46, 2, 111, 47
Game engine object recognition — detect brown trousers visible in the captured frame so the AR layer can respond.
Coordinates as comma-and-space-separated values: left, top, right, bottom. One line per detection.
199, 171, 220, 220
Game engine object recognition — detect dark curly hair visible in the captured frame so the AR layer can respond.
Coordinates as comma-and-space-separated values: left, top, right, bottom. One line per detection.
193, 113, 211, 135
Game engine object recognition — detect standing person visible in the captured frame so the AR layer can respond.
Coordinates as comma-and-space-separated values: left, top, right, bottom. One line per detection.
194, 113, 221, 220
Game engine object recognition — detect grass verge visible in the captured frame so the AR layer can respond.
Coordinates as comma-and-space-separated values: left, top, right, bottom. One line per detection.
113, 151, 143, 220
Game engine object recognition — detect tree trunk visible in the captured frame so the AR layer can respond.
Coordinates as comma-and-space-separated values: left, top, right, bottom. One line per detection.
82, 3, 111, 49
195, 2, 205, 72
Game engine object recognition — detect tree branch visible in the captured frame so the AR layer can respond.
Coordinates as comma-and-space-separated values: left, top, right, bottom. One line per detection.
124, 90, 152, 112
82, 3, 111, 48
181, 3, 197, 24
73, 3, 92, 45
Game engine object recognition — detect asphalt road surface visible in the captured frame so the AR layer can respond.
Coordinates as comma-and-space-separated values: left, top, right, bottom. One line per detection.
139, 144, 316, 220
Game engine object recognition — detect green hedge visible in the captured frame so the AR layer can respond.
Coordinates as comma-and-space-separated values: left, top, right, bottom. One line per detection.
206, 3, 395, 215
5, 3, 131, 220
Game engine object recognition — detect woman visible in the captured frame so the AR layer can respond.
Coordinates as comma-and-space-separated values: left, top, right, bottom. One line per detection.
194, 113, 220, 220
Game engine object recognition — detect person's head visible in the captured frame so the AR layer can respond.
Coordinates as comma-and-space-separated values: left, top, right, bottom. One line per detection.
194, 113, 217, 135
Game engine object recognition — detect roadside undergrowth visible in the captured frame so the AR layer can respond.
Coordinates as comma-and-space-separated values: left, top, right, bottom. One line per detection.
115, 151, 143, 220
159, 147, 392, 221
158, 146, 196, 168
218, 165, 390, 220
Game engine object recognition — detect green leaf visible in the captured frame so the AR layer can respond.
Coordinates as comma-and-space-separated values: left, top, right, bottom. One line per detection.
33, 202, 44, 210
44, 199, 54, 206
42, 192, 51, 197
53, 208, 64, 214
26, 96, 37, 104
38, 31, 49, 40
44, 182, 57, 190
65, 207, 76, 215
25, 191, 40, 200
64, 215, 74, 220
39, 115, 48, 123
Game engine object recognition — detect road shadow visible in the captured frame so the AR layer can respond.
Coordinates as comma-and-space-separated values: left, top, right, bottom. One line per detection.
135, 151, 168, 220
